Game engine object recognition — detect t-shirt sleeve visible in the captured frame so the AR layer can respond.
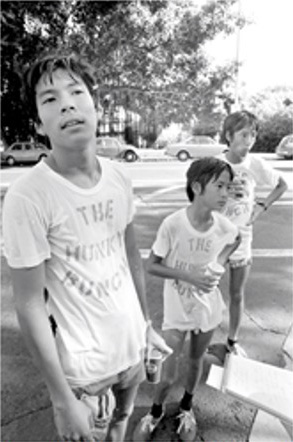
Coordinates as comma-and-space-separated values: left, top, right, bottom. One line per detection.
252, 157, 280, 188
3, 191, 51, 268
226, 223, 239, 244
112, 162, 135, 224
152, 218, 172, 258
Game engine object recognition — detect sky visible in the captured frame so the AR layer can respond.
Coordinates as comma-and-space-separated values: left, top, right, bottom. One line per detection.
204, 0, 293, 94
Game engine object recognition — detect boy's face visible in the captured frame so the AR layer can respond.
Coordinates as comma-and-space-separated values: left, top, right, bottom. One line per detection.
195, 170, 231, 211
228, 125, 256, 159
35, 69, 97, 149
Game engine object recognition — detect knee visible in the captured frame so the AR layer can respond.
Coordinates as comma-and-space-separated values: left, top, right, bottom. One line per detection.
230, 290, 244, 305
188, 356, 202, 372
112, 403, 134, 423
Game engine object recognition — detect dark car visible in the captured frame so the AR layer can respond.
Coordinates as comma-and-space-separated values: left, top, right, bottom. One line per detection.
96, 137, 140, 162
1, 141, 51, 166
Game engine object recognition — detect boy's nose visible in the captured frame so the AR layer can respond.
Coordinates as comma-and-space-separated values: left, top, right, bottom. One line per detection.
61, 103, 76, 113
60, 93, 76, 113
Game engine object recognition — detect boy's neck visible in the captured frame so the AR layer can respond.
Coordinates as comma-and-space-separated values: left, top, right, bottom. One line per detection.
45, 144, 101, 188
225, 150, 247, 164
186, 203, 213, 232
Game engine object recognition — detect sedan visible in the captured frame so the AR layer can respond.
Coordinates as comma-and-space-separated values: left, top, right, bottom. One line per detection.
275, 134, 293, 159
165, 135, 226, 161
96, 137, 139, 162
1, 141, 51, 166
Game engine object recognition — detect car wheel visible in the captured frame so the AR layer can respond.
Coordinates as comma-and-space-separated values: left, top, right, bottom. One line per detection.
6, 156, 15, 166
124, 150, 138, 162
38, 154, 47, 162
177, 150, 189, 161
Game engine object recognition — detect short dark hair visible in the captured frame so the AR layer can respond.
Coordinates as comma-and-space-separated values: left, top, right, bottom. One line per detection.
221, 110, 258, 145
186, 157, 234, 202
22, 52, 96, 122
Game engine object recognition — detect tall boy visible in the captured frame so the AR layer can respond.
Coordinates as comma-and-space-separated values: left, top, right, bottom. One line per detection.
218, 110, 288, 356
2, 53, 171, 442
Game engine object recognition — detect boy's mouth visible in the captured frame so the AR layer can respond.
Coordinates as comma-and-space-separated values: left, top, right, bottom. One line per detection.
61, 119, 84, 129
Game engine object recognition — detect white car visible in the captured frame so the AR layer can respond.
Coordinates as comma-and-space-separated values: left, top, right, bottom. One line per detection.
275, 134, 293, 159
96, 137, 166, 162
96, 137, 140, 162
166, 135, 226, 161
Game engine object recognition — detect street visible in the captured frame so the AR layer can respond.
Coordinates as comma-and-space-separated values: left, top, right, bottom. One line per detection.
1, 155, 292, 441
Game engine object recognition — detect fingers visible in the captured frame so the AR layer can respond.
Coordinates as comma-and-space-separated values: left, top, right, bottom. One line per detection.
62, 434, 95, 442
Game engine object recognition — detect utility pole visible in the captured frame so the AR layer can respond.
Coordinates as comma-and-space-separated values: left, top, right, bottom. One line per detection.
234, 0, 241, 110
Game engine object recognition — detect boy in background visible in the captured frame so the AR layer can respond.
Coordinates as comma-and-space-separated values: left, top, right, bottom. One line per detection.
218, 110, 288, 356
134, 157, 240, 441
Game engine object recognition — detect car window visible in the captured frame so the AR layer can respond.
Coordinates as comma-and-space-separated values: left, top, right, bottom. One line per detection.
200, 136, 214, 144
25, 144, 33, 150
11, 145, 22, 151
96, 139, 103, 147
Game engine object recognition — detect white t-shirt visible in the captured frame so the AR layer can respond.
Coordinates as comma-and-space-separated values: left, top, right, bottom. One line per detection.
152, 208, 238, 332
3, 159, 146, 387
217, 153, 280, 260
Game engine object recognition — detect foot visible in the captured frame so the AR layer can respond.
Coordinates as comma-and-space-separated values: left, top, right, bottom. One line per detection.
226, 340, 247, 357
177, 409, 197, 441
132, 411, 164, 441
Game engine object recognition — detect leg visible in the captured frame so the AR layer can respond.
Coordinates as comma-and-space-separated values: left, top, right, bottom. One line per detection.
176, 330, 213, 442
106, 383, 139, 442
132, 329, 186, 441
153, 329, 187, 406
184, 329, 214, 395
228, 264, 251, 342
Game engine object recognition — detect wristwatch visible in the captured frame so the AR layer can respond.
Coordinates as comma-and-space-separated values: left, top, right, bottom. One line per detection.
256, 201, 268, 211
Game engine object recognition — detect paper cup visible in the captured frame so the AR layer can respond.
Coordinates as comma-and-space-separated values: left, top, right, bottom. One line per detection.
145, 348, 163, 384
206, 262, 225, 277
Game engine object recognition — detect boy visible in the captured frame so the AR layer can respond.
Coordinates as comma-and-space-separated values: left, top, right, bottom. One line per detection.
133, 157, 240, 441
2, 53, 171, 442
218, 110, 288, 356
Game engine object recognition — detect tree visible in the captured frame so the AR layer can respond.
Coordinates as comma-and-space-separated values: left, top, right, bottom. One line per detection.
1, 0, 242, 144
243, 86, 293, 152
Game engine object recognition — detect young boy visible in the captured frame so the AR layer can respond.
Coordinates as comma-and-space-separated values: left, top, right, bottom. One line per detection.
133, 157, 240, 441
218, 110, 288, 356
2, 53, 171, 442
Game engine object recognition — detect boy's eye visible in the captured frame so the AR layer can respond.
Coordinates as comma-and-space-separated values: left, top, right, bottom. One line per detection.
72, 89, 84, 95
42, 97, 55, 104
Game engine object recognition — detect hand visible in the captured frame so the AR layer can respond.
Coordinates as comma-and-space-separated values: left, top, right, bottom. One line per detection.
188, 266, 220, 293
53, 396, 95, 442
146, 324, 173, 361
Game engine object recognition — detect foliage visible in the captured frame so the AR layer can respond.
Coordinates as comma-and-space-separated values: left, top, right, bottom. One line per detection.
242, 86, 293, 152
1, 0, 241, 145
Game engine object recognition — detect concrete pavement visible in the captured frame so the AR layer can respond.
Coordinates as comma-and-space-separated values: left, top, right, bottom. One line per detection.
1, 157, 292, 441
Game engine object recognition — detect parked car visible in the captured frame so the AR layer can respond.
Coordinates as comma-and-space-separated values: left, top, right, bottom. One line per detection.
1, 141, 50, 166
165, 135, 226, 161
96, 137, 140, 162
275, 134, 293, 159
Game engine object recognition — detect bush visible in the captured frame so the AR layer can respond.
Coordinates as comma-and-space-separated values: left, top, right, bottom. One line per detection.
253, 111, 293, 152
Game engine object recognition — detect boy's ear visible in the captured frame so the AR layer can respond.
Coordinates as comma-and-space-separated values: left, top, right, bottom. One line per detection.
35, 122, 45, 136
225, 130, 232, 144
191, 181, 201, 196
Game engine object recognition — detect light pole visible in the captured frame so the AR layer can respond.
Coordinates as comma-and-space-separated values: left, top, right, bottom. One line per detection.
234, 0, 241, 110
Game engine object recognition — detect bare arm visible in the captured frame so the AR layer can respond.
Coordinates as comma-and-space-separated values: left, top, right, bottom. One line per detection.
125, 223, 172, 357
217, 232, 242, 266
249, 175, 288, 224
146, 251, 219, 293
10, 264, 95, 441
